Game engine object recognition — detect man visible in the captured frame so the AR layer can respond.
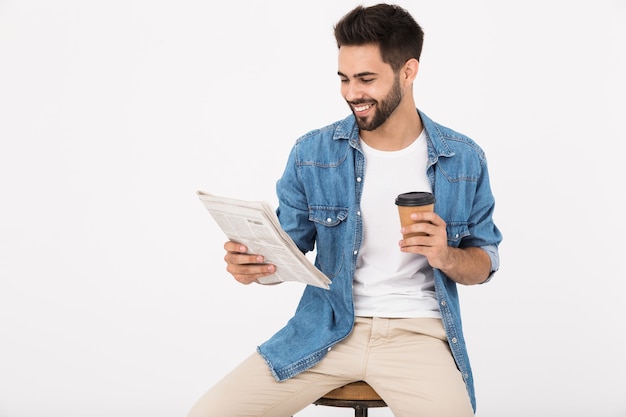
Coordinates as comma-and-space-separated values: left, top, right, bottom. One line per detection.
189, 4, 502, 417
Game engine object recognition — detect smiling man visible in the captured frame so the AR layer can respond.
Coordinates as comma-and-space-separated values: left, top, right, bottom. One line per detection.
188, 4, 502, 417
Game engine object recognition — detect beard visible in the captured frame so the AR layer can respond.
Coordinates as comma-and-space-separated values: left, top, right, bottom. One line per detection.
351, 75, 403, 132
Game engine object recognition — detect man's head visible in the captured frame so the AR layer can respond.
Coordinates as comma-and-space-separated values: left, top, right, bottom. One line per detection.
334, 4, 423, 132
334, 4, 424, 72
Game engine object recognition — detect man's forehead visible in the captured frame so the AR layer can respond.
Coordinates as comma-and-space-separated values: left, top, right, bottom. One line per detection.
337, 44, 389, 75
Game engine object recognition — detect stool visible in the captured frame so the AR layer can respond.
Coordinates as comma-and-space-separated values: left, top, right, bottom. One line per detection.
313, 381, 387, 416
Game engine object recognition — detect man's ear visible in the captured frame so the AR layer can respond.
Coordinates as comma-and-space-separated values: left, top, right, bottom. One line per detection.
402, 58, 419, 83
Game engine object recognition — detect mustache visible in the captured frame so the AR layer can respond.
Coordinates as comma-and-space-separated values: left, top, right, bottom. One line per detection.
348, 99, 376, 106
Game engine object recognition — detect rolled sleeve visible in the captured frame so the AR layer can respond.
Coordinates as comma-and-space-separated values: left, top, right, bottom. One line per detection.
480, 244, 499, 283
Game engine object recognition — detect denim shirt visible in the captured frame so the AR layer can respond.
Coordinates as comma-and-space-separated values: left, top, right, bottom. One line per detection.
257, 109, 502, 411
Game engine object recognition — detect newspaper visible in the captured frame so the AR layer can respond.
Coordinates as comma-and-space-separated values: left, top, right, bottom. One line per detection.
197, 191, 331, 290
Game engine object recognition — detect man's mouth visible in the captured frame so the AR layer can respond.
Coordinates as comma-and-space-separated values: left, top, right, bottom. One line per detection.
352, 103, 373, 113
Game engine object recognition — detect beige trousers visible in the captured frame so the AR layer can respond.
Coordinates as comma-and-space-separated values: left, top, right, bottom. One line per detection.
187, 317, 474, 417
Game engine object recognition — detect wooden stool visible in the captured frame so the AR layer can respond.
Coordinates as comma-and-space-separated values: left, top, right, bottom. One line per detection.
313, 381, 387, 416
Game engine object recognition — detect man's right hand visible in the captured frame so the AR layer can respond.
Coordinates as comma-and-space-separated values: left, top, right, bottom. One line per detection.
223, 241, 276, 285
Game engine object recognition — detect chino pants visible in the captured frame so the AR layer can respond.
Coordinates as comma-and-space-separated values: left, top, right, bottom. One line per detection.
187, 317, 474, 417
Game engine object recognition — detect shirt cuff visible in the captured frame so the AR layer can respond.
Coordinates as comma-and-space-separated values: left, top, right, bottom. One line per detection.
480, 244, 499, 283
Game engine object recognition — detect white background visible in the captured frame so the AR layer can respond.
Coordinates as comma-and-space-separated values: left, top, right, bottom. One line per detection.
1, 0, 625, 416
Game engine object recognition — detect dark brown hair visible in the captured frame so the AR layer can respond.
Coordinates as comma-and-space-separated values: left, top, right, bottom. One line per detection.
334, 3, 424, 71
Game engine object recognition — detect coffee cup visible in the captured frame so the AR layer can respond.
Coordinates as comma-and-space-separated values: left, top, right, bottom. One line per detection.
395, 191, 435, 238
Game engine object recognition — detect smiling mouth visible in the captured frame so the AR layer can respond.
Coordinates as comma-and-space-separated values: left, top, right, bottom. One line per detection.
353, 103, 373, 112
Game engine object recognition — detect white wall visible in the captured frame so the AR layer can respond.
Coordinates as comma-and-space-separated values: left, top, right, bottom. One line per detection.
1, 1, 625, 416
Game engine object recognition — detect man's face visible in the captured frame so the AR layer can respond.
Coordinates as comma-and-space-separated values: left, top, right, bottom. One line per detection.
338, 44, 403, 131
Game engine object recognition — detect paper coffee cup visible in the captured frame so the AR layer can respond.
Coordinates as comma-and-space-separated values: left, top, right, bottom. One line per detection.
395, 192, 435, 238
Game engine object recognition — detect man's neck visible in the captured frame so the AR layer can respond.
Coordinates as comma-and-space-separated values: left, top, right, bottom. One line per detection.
360, 105, 423, 151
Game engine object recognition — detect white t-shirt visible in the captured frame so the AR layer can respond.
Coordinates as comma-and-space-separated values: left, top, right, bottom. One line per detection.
353, 131, 441, 318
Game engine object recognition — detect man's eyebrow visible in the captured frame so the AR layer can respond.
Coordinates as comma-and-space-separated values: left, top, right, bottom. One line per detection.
337, 71, 378, 78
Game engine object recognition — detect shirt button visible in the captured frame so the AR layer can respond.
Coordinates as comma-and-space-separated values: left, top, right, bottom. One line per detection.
452, 337, 458, 343
455, 233, 460, 238
356, 177, 362, 182
357, 211, 361, 216
440, 300, 446, 306
353, 250, 358, 255
327, 347, 332, 351
326, 218, 333, 223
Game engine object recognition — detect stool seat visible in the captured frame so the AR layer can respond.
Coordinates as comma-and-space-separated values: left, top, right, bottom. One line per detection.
313, 381, 387, 416
317, 381, 383, 401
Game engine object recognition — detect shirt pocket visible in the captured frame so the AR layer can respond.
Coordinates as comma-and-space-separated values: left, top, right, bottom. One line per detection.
446, 222, 470, 247
308, 206, 349, 278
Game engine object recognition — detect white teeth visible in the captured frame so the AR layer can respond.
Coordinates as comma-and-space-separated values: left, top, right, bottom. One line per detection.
354, 104, 371, 112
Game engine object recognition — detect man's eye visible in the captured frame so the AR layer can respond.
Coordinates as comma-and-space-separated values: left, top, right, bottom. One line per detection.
361, 78, 374, 83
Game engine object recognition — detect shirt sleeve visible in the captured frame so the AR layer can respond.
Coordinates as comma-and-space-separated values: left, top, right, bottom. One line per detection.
479, 244, 499, 283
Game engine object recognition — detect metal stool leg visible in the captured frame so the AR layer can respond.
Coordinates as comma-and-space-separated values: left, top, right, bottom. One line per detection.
354, 405, 368, 417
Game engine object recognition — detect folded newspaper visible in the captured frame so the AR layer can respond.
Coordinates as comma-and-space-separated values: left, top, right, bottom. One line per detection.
197, 191, 331, 290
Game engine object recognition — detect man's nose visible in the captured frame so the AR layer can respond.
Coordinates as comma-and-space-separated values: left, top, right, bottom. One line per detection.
343, 82, 363, 102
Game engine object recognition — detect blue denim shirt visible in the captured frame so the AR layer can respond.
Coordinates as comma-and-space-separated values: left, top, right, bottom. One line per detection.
257, 109, 502, 411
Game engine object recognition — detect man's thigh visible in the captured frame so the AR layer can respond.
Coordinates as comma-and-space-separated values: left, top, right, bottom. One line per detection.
187, 319, 380, 417
186, 352, 349, 417
365, 317, 474, 417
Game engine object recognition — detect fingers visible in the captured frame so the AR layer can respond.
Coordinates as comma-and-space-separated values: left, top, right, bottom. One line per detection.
408, 211, 443, 225
400, 211, 445, 239
400, 223, 436, 243
224, 241, 247, 253
399, 212, 447, 252
223, 241, 276, 285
